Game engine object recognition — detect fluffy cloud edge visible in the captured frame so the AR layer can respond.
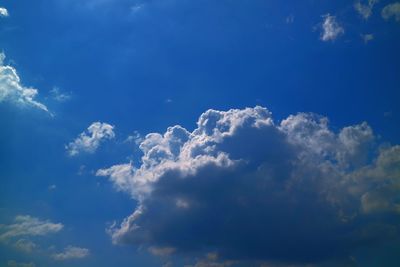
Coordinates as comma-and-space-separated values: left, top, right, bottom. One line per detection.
66, 122, 115, 156
0, 52, 50, 113
97, 106, 400, 265
0, 7, 8, 17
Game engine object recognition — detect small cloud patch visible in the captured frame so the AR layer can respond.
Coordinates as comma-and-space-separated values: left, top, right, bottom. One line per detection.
66, 122, 115, 156
52, 246, 90, 260
320, 14, 344, 41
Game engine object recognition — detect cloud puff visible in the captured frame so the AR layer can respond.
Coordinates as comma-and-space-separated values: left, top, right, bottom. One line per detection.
52, 246, 90, 260
0, 215, 63, 241
0, 7, 8, 17
66, 122, 115, 156
97, 106, 400, 265
354, 0, 379, 19
0, 53, 49, 113
320, 14, 344, 41
382, 2, 400, 21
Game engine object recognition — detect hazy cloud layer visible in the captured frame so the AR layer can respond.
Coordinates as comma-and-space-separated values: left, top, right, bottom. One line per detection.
382, 2, 400, 21
0, 53, 49, 113
66, 122, 115, 156
7, 260, 36, 267
52, 246, 90, 260
320, 14, 344, 41
13, 239, 37, 253
97, 106, 400, 265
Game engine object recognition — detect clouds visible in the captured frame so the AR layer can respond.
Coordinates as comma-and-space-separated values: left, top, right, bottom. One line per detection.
382, 2, 400, 21
7, 260, 36, 267
66, 122, 115, 156
0, 215, 63, 241
186, 253, 236, 267
13, 239, 37, 253
52, 246, 90, 260
0, 53, 49, 113
320, 14, 344, 41
0, 7, 8, 17
98, 106, 400, 265
49, 87, 71, 102
361, 33, 374, 43
0, 215, 90, 264
354, 0, 379, 20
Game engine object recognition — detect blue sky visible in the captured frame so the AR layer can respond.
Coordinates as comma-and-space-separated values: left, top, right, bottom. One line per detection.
1, 1, 400, 266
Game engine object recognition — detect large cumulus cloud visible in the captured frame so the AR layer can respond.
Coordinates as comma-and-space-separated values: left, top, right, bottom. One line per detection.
97, 106, 400, 265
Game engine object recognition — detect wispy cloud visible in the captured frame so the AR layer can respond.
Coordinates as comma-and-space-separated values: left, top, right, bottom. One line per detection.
52, 246, 90, 260
382, 2, 400, 21
7, 260, 36, 267
131, 3, 144, 14
0, 53, 50, 113
354, 0, 379, 20
148, 246, 176, 256
361, 33, 374, 43
13, 239, 37, 253
0, 215, 63, 241
320, 14, 344, 41
66, 122, 115, 156
48, 184, 57, 191
49, 87, 71, 102
125, 131, 143, 145
286, 14, 294, 24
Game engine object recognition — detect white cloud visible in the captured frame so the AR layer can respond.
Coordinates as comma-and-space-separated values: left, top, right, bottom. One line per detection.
66, 122, 115, 156
98, 106, 400, 265
131, 4, 144, 13
382, 2, 400, 21
0, 52, 49, 113
320, 14, 344, 41
0, 7, 8, 17
52, 246, 90, 260
354, 0, 379, 19
0, 215, 63, 241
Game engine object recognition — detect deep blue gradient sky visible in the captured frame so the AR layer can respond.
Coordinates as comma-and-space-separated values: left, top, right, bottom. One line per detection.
1, 1, 400, 266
